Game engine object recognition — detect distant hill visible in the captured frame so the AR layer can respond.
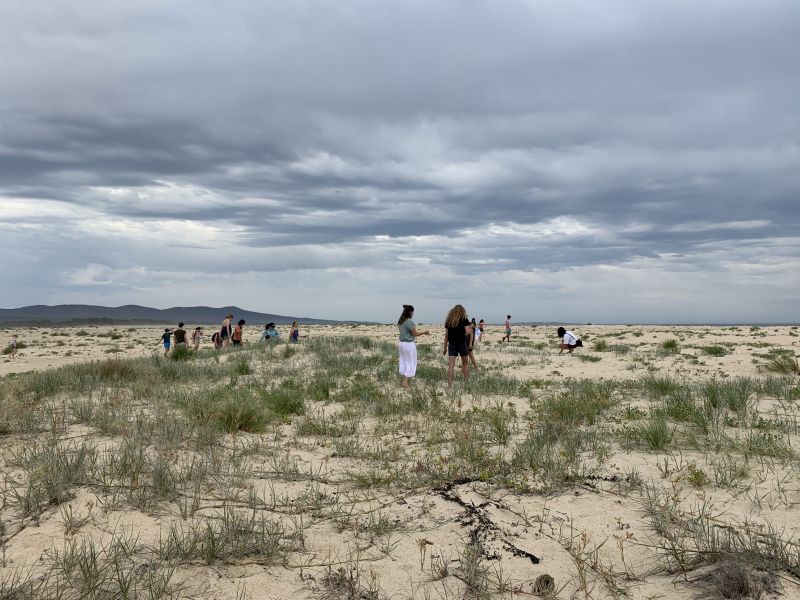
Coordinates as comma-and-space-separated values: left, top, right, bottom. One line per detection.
0, 305, 347, 326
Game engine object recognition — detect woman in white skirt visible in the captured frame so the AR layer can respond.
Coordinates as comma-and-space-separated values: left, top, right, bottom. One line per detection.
398, 304, 430, 388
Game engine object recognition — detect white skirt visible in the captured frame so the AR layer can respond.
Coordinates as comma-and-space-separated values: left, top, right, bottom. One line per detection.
398, 341, 417, 377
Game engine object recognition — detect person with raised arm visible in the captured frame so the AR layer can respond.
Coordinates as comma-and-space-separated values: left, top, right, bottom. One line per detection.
397, 304, 429, 388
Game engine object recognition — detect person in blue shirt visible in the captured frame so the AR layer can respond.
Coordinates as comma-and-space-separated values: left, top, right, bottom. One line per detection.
160, 329, 172, 356
259, 323, 280, 341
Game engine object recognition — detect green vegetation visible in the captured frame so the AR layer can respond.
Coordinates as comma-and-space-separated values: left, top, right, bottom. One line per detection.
2, 341, 27, 354
701, 345, 728, 357
761, 354, 800, 375
1, 328, 798, 598
660, 338, 680, 353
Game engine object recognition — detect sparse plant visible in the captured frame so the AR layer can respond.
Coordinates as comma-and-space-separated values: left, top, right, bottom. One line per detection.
635, 412, 673, 451
702, 345, 728, 357
660, 339, 680, 353
761, 354, 800, 375
697, 559, 777, 600
170, 345, 193, 361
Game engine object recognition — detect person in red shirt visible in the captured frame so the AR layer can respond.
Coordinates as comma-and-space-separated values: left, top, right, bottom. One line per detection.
232, 319, 245, 347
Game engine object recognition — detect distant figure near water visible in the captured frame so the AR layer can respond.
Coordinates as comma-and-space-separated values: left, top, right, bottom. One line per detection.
444, 304, 471, 389
557, 327, 583, 354
397, 304, 430, 388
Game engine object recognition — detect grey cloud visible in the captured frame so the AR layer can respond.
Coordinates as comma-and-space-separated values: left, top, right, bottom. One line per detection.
0, 0, 798, 320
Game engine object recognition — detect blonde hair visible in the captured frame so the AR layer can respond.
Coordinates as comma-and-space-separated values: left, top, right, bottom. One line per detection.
445, 304, 467, 329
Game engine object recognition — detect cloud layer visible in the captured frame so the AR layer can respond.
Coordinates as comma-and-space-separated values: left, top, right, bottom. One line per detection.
1, 1, 798, 322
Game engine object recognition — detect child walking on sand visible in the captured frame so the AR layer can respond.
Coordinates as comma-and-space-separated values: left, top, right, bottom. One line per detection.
8, 334, 18, 359
160, 329, 172, 356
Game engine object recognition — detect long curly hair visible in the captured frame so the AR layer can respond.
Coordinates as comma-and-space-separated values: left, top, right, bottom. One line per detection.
445, 304, 467, 329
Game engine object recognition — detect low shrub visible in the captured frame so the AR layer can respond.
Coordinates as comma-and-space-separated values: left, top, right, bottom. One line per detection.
660, 339, 680, 353
170, 345, 193, 361
761, 355, 799, 375
2, 341, 27, 354
214, 394, 269, 433
701, 345, 728, 357
636, 412, 673, 450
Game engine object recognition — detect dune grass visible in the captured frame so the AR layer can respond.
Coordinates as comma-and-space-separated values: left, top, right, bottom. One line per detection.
1, 330, 798, 598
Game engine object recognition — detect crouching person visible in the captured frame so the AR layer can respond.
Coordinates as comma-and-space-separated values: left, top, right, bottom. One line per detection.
557, 327, 583, 354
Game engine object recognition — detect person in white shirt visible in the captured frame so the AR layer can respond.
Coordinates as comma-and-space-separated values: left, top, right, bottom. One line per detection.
557, 327, 582, 353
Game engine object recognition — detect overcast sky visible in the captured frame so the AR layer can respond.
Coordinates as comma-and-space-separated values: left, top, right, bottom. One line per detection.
1, 1, 798, 323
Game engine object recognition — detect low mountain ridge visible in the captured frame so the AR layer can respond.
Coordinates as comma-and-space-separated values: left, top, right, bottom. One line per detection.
0, 304, 344, 325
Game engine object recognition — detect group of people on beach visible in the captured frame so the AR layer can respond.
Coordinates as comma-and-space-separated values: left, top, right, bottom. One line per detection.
397, 304, 487, 389
5, 311, 579, 376
397, 305, 582, 388
159, 315, 300, 356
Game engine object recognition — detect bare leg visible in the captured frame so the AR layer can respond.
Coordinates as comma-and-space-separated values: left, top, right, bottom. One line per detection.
447, 355, 456, 388
468, 350, 478, 370
461, 357, 470, 383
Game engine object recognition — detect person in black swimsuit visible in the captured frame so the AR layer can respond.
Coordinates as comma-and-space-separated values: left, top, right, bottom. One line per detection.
443, 304, 471, 389
220, 314, 233, 348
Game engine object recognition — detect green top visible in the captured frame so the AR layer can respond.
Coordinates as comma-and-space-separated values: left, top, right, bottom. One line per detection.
398, 319, 416, 342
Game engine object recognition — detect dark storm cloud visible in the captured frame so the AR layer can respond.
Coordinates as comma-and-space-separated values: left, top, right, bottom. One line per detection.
0, 0, 798, 319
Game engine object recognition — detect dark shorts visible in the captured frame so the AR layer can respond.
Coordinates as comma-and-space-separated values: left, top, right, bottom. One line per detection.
220, 329, 229, 339
448, 342, 469, 357
163, 342, 170, 350
232, 340, 241, 346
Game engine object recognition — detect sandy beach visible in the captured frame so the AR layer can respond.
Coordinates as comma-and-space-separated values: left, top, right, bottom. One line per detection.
1, 323, 799, 598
